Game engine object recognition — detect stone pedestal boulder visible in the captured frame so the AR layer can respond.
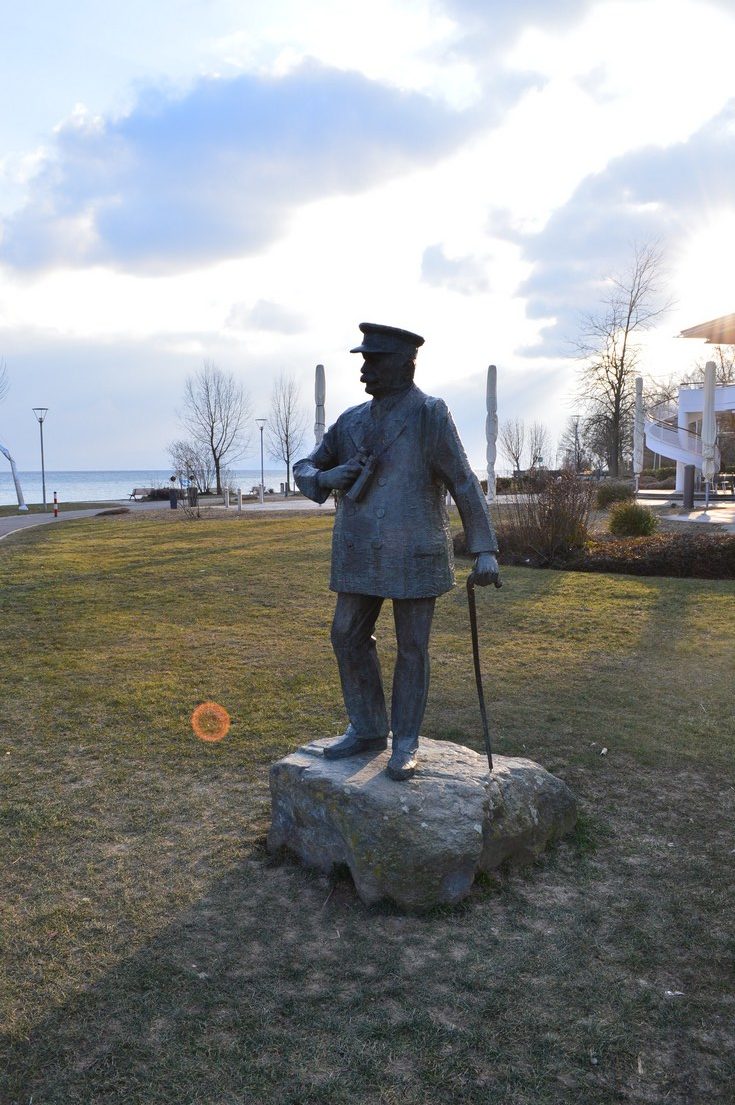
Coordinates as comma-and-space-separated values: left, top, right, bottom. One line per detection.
267, 737, 577, 911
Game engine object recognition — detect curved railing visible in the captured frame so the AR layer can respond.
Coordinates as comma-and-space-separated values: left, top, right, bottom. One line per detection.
645, 416, 703, 457
644, 417, 723, 477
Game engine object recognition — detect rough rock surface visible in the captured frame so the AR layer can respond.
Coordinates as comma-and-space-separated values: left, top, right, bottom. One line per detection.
267, 737, 577, 911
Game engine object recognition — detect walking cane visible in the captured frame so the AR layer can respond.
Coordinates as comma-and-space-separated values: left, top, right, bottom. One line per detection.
467, 571, 502, 772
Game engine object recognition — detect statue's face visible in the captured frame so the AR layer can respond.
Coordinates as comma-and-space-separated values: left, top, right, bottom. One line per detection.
359, 350, 413, 396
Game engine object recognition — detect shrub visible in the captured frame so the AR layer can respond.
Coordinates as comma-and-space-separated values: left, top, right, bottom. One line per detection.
641, 465, 676, 479
608, 501, 659, 537
570, 533, 735, 579
454, 472, 595, 567
638, 475, 676, 490
147, 485, 182, 501
480, 476, 513, 494
597, 481, 635, 509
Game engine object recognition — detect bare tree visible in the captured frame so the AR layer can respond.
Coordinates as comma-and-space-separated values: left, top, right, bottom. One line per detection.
557, 416, 589, 472
180, 362, 250, 495
266, 372, 308, 494
642, 374, 679, 422
689, 345, 735, 386
498, 416, 525, 474
575, 241, 672, 477
528, 421, 549, 468
167, 439, 216, 494
0, 360, 8, 404
580, 416, 618, 474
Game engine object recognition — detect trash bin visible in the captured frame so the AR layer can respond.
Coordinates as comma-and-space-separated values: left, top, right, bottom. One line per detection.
187, 486, 198, 506
169, 489, 178, 509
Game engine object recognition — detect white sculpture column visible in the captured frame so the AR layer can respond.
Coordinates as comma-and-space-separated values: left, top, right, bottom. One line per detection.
675, 385, 686, 493
0, 442, 28, 512
315, 364, 326, 446
485, 365, 498, 504
633, 377, 644, 494
701, 360, 717, 509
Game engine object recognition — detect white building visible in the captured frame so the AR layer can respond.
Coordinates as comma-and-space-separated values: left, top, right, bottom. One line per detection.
644, 313, 735, 492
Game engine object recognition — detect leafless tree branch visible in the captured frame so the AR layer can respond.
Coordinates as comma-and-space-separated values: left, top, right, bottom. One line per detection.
167, 439, 217, 494
265, 373, 308, 494
574, 241, 673, 476
498, 417, 526, 473
179, 362, 251, 494
528, 421, 549, 468
557, 416, 589, 472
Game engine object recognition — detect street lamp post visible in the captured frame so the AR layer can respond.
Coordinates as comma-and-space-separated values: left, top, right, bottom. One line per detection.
32, 408, 49, 511
256, 418, 266, 504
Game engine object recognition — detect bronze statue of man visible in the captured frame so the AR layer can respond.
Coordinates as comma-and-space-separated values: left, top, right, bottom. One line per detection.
294, 322, 500, 781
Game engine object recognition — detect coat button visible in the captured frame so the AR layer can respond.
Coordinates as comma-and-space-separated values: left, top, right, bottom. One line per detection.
372, 539, 383, 550
376, 507, 385, 518
346, 540, 355, 549
378, 477, 387, 486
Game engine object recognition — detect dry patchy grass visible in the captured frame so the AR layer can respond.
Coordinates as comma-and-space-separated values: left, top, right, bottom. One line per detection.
1, 511, 733, 1104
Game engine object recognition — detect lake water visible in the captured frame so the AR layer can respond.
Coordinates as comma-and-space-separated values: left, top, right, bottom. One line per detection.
0, 469, 289, 507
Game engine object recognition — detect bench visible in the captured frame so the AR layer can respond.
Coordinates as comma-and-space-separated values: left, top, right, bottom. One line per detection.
129, 488, 154, 501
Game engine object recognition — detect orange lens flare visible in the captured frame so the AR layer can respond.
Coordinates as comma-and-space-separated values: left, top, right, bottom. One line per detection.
191, 701, 231, 742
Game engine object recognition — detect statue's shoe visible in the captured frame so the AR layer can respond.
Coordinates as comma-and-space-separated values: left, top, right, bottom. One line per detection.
322, 731, 388, 760
386, 747, 418, 781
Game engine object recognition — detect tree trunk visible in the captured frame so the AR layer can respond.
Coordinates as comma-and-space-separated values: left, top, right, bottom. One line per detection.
609, 428, 619, 478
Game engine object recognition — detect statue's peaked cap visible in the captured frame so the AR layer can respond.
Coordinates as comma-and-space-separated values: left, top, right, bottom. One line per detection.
350, 322, 425, 355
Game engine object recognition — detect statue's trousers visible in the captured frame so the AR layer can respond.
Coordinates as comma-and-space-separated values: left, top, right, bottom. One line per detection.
330, 593, 436, 750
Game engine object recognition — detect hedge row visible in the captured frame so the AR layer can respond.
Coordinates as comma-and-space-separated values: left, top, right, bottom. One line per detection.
454, 530, 735, 578
568, 533, 735, 579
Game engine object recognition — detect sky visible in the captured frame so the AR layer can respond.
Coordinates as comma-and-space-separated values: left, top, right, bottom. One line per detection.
1, 0, 735, 474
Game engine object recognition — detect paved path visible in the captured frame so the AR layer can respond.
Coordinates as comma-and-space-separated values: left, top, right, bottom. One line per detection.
4, 492, 732, 542
0, 500, 167, 541
0, 495, 335, 541
636, 494, 735, 533
219, 497, 336, 514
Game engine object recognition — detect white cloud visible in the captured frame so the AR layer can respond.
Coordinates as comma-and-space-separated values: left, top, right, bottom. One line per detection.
421, 243, 489, 294
4, 0, 735, 479
226, 299, 306, 334
214, 0, 481, 110
0, 62, 473, 274
516, 98, 735, 352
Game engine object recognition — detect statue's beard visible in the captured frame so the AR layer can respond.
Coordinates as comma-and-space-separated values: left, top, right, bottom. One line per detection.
363, 373, 413, 396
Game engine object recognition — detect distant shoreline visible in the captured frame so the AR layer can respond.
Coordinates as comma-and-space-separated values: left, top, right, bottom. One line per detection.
0, 468, 290, 508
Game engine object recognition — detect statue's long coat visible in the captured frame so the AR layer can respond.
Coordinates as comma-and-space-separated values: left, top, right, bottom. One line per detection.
294, 384, 498, 599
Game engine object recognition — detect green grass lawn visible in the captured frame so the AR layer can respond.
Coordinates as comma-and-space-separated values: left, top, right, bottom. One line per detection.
1, 511, 733, 1104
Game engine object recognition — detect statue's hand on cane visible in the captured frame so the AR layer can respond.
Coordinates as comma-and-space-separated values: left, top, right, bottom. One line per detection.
471, 552, 501, 588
